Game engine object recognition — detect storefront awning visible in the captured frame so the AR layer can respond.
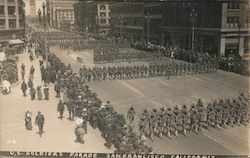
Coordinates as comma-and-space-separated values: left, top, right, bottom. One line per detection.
9, 39, 24, 45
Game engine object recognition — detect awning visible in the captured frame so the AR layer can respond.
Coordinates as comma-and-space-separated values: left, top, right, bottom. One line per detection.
9, 39, 24, 45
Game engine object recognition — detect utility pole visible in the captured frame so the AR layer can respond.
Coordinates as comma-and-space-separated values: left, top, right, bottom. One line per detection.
145, 12, 150, 44
42, 2, 48, 68
190, 9, 197, 51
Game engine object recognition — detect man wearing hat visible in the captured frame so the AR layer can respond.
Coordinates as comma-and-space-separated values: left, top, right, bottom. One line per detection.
57, 100, 65, 119
75, 118, 85, 144
35, 111, 45, 137
81, 108, 88, 134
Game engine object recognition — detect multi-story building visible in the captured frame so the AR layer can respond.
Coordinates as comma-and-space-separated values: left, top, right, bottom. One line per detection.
29, 0, 36, 16
74, 1, 111, 36
110, 2, 162, 43
161, 1, 250, 57
0, 0, 25, 41
110, 2, 144, 41
46, 0, 78, 28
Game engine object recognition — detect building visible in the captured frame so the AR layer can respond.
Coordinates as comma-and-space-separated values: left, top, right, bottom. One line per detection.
161, 1, 250, 58
110, 2, 162, 43
0, 0, 25, 41
110, 2, 144, 41
29, 0, 36, 16
46, 0, 78, 28
74, 1, 111, 36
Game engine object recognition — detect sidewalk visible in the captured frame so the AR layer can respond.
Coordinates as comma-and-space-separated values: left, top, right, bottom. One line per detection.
0, 50, 114, 152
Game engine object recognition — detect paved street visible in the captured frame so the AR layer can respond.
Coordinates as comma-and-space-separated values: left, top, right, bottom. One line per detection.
0, 51, 114, 153
51, 46, 250, 155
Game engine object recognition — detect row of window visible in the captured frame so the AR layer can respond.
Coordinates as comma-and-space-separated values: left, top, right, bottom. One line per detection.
227, 16, 240, 27
0, 19, 24, 29
0, 6, 16, 15
99, 5, 110, 10
227, 2, 240, 10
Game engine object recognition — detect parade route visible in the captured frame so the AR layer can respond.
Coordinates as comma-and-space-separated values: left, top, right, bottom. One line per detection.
51, 46, 250, 155
0, 51, 114, 153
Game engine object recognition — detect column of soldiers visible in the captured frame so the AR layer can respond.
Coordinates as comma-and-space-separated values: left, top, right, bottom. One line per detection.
46, 52, 153, 153
137, 94, 249, 141
78, 61, 217, 82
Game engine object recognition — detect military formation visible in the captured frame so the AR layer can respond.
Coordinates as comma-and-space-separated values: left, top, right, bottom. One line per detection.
137, 94, 249, 140
78, 61, 217, 82
44, 52, 152, 153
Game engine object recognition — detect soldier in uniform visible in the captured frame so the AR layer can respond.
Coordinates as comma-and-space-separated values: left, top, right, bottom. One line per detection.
206, 103, 215, 128
181, 104, 190, 136
127, 106, 136, 124
54, 81, 61, 98
21, 63, 25, 80
67, 100, 75, 120
21, 81, 27, 96
35, 111, 45, 137
173, 105, 182, 136
81, 108, 88, 134
57, 100, 65, 119
43, 85, 49, 100
37, 86, 43, 100
165, 108, 173, 138
28, 78, 33, 89
190, 105, 199, 133
30, 86, 36, 100
29, 65, 35, 80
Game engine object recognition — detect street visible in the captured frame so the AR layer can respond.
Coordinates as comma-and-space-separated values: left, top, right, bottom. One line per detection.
51, 46, 250, 155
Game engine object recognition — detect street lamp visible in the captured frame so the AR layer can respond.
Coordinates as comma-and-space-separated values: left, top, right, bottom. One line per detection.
119, 15, 123, 39
190, 9, 198, 51
41, 2, 48, 68
145, 12, 150, 44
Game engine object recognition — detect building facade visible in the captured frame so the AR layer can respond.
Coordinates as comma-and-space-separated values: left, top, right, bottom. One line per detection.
46, 0, 78, 28
110, 2, 144, 41
0, 0, 25, 41
161, 1, 250, 57
74, 1, 111, 36
29, 0, 36, 16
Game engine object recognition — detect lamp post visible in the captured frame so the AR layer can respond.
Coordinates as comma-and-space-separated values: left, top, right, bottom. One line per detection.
42, 2, 48, 68
145, 12, 150, 44
119, 15, 123, 39
190, 9, 197, 51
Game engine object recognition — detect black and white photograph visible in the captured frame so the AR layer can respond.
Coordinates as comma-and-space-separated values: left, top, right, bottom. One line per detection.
0, 0, 249, 157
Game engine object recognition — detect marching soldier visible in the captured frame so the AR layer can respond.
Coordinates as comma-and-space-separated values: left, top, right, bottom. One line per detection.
21, 63, 25, 80
21, 81, 27, 96
127, 106, 136, 124
37, 86, 43, 100
43, 85, 49, 100
30, 86, 36, 100
35, 111, 45, 137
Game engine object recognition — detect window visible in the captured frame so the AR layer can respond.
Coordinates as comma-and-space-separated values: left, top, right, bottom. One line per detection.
8, 6, 15, 15
100, 12, 106, 17
227, 16, 240, 27
100, 19, 106, 24
227, 2, 240, 9
0, 19, 5, 29
0, 6, 4, 15
9, 19, 16, 28
100, 5, 106, 10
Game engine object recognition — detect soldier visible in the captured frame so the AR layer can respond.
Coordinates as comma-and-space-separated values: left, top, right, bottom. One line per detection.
67, 100, 75, 120
127, 106, 136, 124
54, 81, 61, 98
81, 108, 88, 134
43, 85, 49, 100
138, 115, 148, 139
35, 111, 45, 137
28, 78, 33, 89
165, 65, 171, 80
181, 104, 190, 136
206, 103, 215, 128
37, 86, 43, 100
173, 105, 182, 136
21, 81, 27, 96
165, 108, 173, 138
57, 100, 65, 119
190, 105, 199, 133
30, 86, 36, 100
21, 63, 25, 80
29, 65, 35, 80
